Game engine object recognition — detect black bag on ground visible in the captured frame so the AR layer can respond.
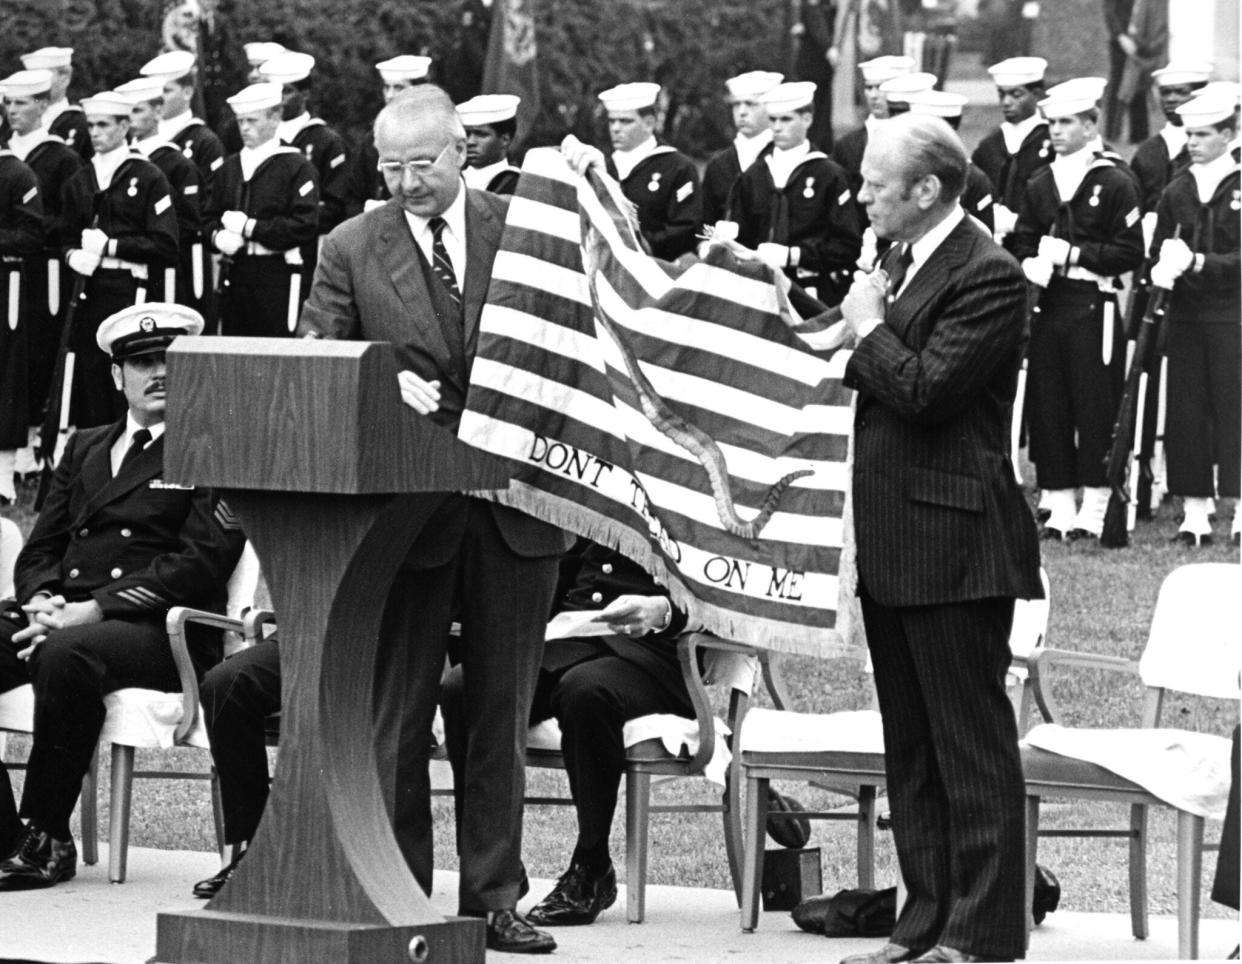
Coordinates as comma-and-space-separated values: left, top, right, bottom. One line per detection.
792, 887, 897, 937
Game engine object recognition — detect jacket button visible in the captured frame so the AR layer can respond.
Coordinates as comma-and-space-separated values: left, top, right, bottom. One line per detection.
79, 528, 89, 537
69, 568, 80, 578
591, 592, 603, 604
121, 528, 132, 538
111, 568, 123, 579
601, 563, 613, 574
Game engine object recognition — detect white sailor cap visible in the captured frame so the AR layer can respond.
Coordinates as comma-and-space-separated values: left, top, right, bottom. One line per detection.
906, 89, 968, 119
376, 55, 432, 83
1176, 91, 1238, 128
81, 90, 135, 117
226, 82, 284, 116
879, 72, 938, 103
859, 55, 915, 84
1038, 77, 1107, 118
96, 302, 204, 359
1151, 62, 1213, 87
457, 94, 520, 127
140, 50, 195, 82
114, 77, 167, 105
1193, 81, 1241, 104
598, 82, 661, 113
20, 47, 73, 70
243, 42, 287, 67
725, 70, 784, 101
987, 57, 1047, 88
0, 69, 53, 98
757, 81, 817, 113
259, 52, 316, 85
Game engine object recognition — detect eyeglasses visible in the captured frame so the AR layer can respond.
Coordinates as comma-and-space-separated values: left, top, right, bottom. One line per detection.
377, 141, 453, 178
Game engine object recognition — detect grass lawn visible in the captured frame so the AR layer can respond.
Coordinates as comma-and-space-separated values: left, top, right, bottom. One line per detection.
1, 470, 1237, 919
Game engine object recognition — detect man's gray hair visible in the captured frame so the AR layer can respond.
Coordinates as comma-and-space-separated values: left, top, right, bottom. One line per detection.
875, 112, 968, 203
374, 83, 466, 143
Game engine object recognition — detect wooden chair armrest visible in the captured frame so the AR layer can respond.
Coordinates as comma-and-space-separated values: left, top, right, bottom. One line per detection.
676, 633, 763, 774
1030, 647, 1140, 725
165, 606, 244, 743
242, 608, 277, 645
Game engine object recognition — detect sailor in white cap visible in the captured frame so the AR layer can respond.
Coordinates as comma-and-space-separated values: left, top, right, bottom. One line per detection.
971, 57, 1051, 246
19, 48, 89, 160
0, 70, 84, 478
0, 134, 43, 504
344, 56, 434, 217
0, 300, 244, 895
733, 81, 860, 303
58, 90, 179, 430
457, 94, 521, 195
831, 55, 916, 222
596, 82, 700, 260
214, 42, 289, 156
700, 71, 782, 229
1010, 78, 1144, 543
259, 52, 349, 275
1145, 91, 1241, 547
115, 77, 207, 316
139, 49, 226, 192
906, 90, 997, 236
205, 82, 318, 338
876, 72, 937, 117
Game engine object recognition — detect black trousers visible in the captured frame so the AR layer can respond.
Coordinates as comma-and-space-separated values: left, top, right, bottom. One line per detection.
860, 587, 1025, 961
200, 638, 281, 845
0, 609, 29, 850
442, 645, 693, 863
374, 499, 558, 915
219, 257, 298, 338
1028, 280, 1125, 490
1212, 725, 1240, 910
70, 269, 136, 430
1165, 322, 1241, 499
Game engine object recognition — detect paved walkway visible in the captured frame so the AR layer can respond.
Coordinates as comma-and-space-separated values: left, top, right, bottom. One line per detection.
1, 846, 1236, 963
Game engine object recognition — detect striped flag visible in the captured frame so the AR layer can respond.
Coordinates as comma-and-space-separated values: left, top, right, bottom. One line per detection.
459, 149, 860, 658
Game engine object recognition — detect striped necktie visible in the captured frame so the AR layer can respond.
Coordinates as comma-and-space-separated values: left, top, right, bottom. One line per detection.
428, 216, 462, 305
886, 243, 913, 302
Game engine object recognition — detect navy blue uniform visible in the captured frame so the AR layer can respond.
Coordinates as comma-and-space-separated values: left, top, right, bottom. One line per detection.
0, 152, 45, 447
606, 148, 701, 262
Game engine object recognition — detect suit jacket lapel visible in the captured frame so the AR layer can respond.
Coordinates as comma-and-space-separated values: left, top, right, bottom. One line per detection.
377, 203, 456, 363
73, 429, 166, 527
463, 189, 502, 344
887, 218, 977, 342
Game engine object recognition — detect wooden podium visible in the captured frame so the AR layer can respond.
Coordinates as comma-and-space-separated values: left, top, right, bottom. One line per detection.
155, 338, 510, 964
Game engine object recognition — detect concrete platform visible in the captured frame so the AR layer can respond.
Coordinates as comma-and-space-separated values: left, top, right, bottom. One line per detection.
0, 845, 1236, 963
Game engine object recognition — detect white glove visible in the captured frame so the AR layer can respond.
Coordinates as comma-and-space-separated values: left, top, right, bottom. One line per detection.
560, 135, 606, 176
1159, 238, 1194, 273
711, 220, 739, 242
1038, 235, 1072, 267
80, 228, 109, 256
1149, 260, 1181, 290
857, 227, 878, 271
992, 203, 1018, 238
756, 242, 790, 270
221, 210, 249, 236
1022, 256, 1054, 288
215, 229, 244, 256
67, 249, 100, 277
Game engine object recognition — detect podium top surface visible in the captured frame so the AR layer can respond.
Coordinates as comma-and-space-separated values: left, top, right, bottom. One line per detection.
163, 337, 513, 494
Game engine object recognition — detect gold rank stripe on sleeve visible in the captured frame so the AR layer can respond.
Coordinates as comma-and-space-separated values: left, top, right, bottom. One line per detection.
115, 586, 168, 609
299, 180, 314, 197
214, 500, 242, 531
154, 195, 172, 215
23, 186, 38, 204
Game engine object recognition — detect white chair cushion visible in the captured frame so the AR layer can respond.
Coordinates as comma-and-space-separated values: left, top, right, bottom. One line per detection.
526, 714, 733, 786
101, 689, 210, 750
0, 684, 35, 731
740, 707, 885, 755
1023, 723, 1232, 820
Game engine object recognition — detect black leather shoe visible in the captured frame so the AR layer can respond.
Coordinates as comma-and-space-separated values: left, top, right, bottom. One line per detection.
1172, 531, 1212, 548
840, 942, 922, 964
0, 825, 77, 888
1035, 506, 1052, 524
485, 909, 557, 953
910, 945, 997, 963
766, 788, 812, 848
526, 861, 617, 926
1065, 527, 1098, 543
193, 850, 246, 898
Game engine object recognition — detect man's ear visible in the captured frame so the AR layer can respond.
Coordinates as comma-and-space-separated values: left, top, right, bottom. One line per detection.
111, 362, 124, 392
916, 174, 943, 210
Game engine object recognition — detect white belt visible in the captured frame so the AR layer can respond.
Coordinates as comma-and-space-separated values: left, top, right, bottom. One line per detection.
1061, 265, 1110, 287
98, 257, 149, 280
242, 242, 304, 266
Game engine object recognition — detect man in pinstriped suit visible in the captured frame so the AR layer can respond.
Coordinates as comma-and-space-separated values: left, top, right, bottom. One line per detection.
831, 113, 1044, 963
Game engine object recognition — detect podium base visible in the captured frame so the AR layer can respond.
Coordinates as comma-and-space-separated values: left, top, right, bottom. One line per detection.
155, 909, 486, 964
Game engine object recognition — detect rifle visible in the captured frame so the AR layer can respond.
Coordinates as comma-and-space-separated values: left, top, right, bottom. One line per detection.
213, 179, 250, 334
1099, 228, 1181, 548
34, 214, 98, 509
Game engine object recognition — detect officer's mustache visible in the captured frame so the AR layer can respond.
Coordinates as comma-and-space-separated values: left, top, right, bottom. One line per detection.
145, 380, 166, 395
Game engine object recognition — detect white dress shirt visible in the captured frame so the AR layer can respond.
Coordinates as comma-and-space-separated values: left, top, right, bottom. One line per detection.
403, 183, 469, 293
110, 417, 165, 478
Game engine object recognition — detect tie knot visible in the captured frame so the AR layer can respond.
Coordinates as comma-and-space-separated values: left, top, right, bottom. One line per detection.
131, 428, 151, 448
429, 216, 447, 239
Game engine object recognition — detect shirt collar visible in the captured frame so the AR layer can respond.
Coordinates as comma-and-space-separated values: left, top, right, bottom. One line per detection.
239, 136, 283, 180
1159, 123, 1188, 157
612, 135, 659, 181
91, 144, 131, 188
1191, 150, 1237, 202
1000, 112, 1042, 154
765, 140, 812, 189
908, 203, 966, 274
403, 180, 469, 244
277, 112, 311, 144
462, 158, 511, 191
6, 125, 51, 161
733, 128, 772, 171
44, 98, 71, 122
158, 109, 194, 141
132, 135, 174, 158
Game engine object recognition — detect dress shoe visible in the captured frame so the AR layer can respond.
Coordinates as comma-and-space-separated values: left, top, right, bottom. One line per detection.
0, 825, 77, 888
193, 849, 246, 898
1035, 506, 1052, 524
840, 942, 922, 964
1065, 527, 1098, 544
1039, 525, 1065, 542
1172, 531, 1212, 548
485, 909, 556, 953
766, 787, 812, 848
910, 946, 994, 963
526, 861, 617, 926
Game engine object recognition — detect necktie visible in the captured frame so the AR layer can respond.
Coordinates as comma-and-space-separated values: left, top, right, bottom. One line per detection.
887, 244, 914, 301
428, 216, 462, 305
119, 428, 151, 473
